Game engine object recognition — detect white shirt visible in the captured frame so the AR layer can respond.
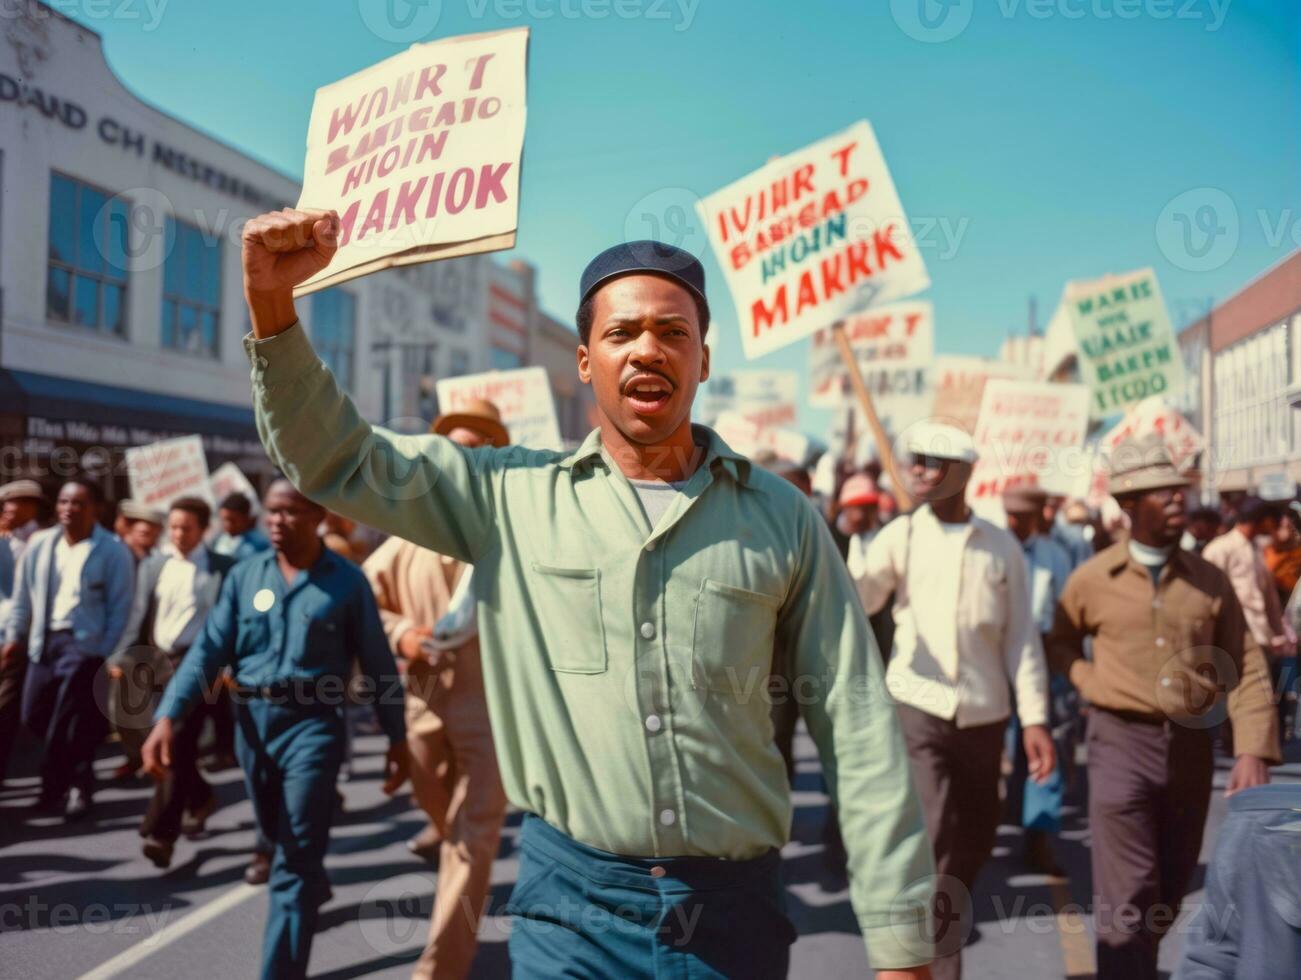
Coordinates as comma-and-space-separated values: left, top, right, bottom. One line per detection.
844, 529, 880, 583
857, 505, 1050, 729
49, 534, 94, 630
152, 545, 212, 652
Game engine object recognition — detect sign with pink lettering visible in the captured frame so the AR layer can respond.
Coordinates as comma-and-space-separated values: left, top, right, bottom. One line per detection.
294, 27, 528, 295
696, 120, 930, 360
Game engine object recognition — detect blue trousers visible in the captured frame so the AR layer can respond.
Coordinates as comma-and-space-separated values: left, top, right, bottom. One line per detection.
234, 699, 344, 980
1006, 675, 1076, 833
505, 813, 796, 979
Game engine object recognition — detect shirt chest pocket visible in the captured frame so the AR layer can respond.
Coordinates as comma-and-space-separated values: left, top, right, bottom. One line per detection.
306, 611, 345, 663
237, 612, 273, 658
529, 562, 608, 674
691, 579, 780, 697
967, 557, 1009, 632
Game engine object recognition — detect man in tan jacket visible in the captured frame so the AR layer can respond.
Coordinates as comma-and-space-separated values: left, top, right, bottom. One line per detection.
363, 398, 510, 980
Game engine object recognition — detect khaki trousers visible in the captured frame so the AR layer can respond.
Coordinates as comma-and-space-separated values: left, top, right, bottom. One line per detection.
407, 644, 508, 980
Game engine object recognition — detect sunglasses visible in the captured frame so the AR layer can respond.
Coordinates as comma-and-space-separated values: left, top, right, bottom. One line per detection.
911, 453, 949, 471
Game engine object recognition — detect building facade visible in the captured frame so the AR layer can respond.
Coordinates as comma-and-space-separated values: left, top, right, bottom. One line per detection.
1178, 250, 1301, 497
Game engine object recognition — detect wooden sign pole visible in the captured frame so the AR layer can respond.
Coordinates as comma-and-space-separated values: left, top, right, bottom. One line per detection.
832, 321, 915, 513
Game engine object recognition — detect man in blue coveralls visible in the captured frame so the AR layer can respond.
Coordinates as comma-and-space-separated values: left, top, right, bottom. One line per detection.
143, 478, 409, 980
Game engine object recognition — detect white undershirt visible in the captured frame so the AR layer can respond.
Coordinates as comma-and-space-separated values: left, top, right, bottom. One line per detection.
49, 535, 93, 630
909, 518, 971, 675
152, 545, 210, 652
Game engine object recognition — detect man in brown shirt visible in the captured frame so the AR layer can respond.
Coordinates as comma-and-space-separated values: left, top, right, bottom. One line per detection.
1049, 434, 1278, 980
362, 398, 510, 980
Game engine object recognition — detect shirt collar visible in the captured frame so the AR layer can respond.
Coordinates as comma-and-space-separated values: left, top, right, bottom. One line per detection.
1106, 536, 1193, 578
559, 424, 756, 488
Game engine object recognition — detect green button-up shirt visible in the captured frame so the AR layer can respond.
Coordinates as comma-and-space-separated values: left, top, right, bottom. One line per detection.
245, 323, 934, 970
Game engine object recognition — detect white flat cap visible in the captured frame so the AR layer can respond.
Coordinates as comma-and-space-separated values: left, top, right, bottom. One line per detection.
903, 421, 978, 464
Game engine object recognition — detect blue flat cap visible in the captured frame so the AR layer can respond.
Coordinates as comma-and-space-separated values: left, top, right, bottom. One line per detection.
579, 240, 709, 321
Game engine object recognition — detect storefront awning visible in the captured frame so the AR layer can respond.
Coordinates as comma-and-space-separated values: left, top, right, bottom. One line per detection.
0, 368, 257, 440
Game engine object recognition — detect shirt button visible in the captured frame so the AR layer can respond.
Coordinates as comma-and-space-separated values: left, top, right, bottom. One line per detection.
659, 809, 676, 826
1161, 677, 1172, 687
640, 622, 655, 640
646, 540, 657, 552
645, 714, 662, 733
1156, 637, 1166, 648
650, 866, 667, 878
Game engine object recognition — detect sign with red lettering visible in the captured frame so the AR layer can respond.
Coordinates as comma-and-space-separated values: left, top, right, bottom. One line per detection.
696, 120, 930, 360
713, 411, 812, 465
435, 366, 560, 450
1100, 396, 1204, 471
295, 27, 528, 295
126, 435, 213, 509
930, 355, 1035, 435
808, 300, 932, 408
209, 462, 260, 514
966, 380, 1092, 520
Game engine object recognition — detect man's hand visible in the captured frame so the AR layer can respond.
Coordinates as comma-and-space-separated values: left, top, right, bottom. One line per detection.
241, 208, 340, 337
397, 626, 434, 662
1225, 754, 1270, 797
141, 717, 175, 781
382, 740, 411, 796
1023, 724, 1057, 784
877, 967, 932, 979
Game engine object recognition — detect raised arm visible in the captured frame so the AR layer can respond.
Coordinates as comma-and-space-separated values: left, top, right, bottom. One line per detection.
242, 209, 498, 564
778, 504, 935, 973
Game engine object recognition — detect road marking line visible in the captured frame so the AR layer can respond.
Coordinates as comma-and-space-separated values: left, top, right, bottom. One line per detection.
1050, 878, 1095, 979
76, 882, 261, 980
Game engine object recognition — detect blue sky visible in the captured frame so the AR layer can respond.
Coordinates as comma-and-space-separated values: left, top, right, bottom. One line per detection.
71, 0, 1298, 437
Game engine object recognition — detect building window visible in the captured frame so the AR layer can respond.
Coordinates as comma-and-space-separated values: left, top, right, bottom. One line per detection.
162, 217, 222, 356
311, 289, 357, 390
47, 172, 129, 335
449, 349, 471, 377
490, 346, 523, 371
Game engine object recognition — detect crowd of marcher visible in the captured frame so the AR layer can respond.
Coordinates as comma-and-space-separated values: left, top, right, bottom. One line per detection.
3, 223, 1300, 980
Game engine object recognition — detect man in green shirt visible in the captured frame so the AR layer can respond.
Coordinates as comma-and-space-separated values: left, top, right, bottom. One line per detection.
239, 208, 935, 978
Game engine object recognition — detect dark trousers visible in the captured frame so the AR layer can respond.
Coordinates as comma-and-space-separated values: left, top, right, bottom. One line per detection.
0, 648, 28, 782
506, 813, 795, 979
896, 703, 1006, 980
21, 632, 108, 799
140, 698, 216, 843
1088, 709, 1214, 980
235, 698, 344, 980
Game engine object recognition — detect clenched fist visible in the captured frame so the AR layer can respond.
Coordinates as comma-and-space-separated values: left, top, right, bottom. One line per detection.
241, 208, 341, 337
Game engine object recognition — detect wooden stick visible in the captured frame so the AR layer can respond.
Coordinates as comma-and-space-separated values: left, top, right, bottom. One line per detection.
832, 320, 915, 512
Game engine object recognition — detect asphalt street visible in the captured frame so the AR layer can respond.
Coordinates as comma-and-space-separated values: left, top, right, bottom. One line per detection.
3, 720, 1298, 980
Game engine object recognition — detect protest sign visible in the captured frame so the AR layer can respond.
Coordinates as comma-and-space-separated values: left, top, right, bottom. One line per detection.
696, 120, 930, 360
294, 27, 529, 295
703, 371, 799, 429
435, 366, 560, 450
127, 435, 212, 510
930, 356, 1035, 435
209, 462, 260, 513
966, 381, 1092, 520
713, 411, 812, 465
1066, 268, 1183, 417
1100, 396, 1205, 471
810, 300, 932, 408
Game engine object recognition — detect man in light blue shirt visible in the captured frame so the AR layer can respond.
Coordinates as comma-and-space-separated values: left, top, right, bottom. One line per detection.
1004, 486, 1075, 875
3, 477, 134, 819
